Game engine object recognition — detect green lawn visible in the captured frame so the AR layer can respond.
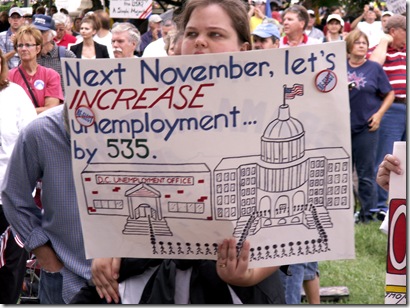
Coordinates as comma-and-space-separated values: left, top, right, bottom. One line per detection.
319, 220, 388, 304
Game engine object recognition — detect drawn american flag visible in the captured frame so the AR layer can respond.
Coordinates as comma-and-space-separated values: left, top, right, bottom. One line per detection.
284, 84, 304, 99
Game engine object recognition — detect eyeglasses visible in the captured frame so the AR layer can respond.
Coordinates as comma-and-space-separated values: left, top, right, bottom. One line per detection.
17, 43, 38, 49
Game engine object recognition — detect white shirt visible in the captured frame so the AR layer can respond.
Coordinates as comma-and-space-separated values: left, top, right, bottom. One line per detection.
0, 82, 37, 204
357, 21, 384, 48
142, 37, 168, 58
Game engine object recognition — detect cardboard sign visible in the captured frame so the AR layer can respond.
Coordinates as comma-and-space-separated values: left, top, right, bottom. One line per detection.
63, 41, 355, 268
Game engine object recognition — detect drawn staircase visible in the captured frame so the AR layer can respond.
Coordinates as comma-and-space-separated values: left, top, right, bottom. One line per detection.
304, 206, 333, 229
233, 215, 259, 238
123, 217, 172, 236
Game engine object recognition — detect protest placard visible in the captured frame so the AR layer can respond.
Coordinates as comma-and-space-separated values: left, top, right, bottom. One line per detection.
63, 41, 355, 267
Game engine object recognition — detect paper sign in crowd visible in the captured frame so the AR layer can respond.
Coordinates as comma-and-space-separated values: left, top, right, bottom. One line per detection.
63, 41, 355, 268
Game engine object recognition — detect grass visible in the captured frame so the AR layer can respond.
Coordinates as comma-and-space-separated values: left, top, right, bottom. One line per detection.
319, 220, 388, 304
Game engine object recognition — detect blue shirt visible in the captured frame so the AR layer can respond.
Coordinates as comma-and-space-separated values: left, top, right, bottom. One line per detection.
0, 28, 20, 69
347, 60, 393, 134
1, 105, 91, 303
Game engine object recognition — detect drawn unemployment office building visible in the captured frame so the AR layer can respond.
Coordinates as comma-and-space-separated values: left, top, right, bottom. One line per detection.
81, 103, 351, 237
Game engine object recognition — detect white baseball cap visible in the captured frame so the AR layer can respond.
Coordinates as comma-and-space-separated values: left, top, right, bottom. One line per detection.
326, 14, 344, 27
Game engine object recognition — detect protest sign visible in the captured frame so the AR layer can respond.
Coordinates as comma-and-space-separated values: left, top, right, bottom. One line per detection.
384, 141, 406, 304
109, 0, 153, 19
63, 41, 355, 267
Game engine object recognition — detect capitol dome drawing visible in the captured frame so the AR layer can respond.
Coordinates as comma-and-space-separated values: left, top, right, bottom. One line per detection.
261, 104, 305, 164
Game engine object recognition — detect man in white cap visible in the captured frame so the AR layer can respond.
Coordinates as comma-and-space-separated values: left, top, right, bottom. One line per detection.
139, 14, 162, 55
252, 22, 280, 49
0, 7, 25, 69
305, 9, 324, 40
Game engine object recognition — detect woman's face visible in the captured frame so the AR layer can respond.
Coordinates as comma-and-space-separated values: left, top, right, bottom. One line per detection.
80, 21, 96, 39
327, 20, 342, 34
16, 34, 40, 62
181, 4, 249, 55
350, 35, 368, 57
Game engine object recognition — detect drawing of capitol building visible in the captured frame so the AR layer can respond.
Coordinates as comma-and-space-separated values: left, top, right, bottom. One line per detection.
80, 103, 350, 238
214, 103, 350, 237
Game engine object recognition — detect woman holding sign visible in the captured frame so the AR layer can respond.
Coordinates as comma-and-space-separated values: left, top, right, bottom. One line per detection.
80, 0, 287, 304
345, 29, 394, 223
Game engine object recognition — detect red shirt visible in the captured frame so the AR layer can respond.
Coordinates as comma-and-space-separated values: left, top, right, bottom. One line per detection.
54, 33, 77, 48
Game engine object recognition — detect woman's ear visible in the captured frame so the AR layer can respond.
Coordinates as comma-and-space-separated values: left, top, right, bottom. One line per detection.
240, 42, 251, 51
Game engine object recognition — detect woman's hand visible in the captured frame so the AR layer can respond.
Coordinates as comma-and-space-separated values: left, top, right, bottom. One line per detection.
91, 257, 121, 304
376, 154, 402, 191
216, 237, 278, 287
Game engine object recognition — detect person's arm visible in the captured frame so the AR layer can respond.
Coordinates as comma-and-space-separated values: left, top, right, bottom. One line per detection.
351, 5, 369, 30
32, 244, 63, 272
369, 34, 392, 65
91, 258, 122, 304
216, 238, 279, 287
376, 154, 402, 191
368, 90, 394, 132
0, 49, 9, 90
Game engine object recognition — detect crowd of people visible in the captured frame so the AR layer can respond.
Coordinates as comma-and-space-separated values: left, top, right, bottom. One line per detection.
0, 0, 406, 304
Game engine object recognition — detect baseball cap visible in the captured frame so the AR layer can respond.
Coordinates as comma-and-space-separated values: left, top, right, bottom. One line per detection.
32, 14, 56, 31
382, 11, 393, 17
253, 0, 267, 4
326, 14, 345, 27
148, 14, 162, 23
252, 23, 280, 39
307, 9, 315, 16
9, 7, 24, 17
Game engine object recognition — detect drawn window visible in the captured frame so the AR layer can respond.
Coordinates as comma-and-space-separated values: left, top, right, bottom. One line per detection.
94, 200, 123, 209
230, 172, 235, 180
315, 170, 320, 177
328, 175, 333, 184
187, 203, 196, 213
328, 163, 333, 172
224, 184, 229, 192
217, 184, 222, 194
320, 169, 324, 176
342, 174, 348, 183
196, 203, 204, 213
335, 163, 340, 172
169, 202, 178, 212
342, 185, 347, 194
241, 189, 245, 197
315, 179, 320, 186
246, 168, 250, 176
310, 180, 314, 186
251, 177, 255, 185
319, 179, 324, 186
316, 160, 320, 168
231, 207, 236, 217
252, 167, 256, 175
178, 203, 187, 212
319, 188, 323, 195
310, 170, 314, 177
327, 197, 333, 206
231, 195, 236, 203
216, 173, 222, 182
327, 187, 333, 195
246, 178, 250, 185
242, 207, 246, 215
251, 197, 255, 204
241, 179, 245, 186
343, 162, 348, 171
320, 160, 325, 167
335, 186, 340, 194
335, 174, 340, 184
319, 197, 323, 204
217, 196, 222, 205
217, 208, 223, 217
246, 198, 250, 205
241, 199, 245, 206
246, 188, 250, 195
224, 208, 230, 217
251, 188, 255, 195
230, 184, 235, 191
341, 197, 347, 206
224, 172, 229, 181
335, 197, 340, 206
241, 169, 245, 176
311, 161, 315, 168
224, 196, 229, 205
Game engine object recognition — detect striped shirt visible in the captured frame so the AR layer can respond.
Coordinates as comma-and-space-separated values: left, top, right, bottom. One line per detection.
1, 105, 91, 303
382, 45, 406, 99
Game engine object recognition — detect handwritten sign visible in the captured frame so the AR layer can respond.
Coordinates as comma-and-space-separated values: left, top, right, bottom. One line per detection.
109, 0, 153, 19
63, 41, 355, 268
384, 141, 406, 304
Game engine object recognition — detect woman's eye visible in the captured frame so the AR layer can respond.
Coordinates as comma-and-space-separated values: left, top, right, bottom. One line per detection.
186, 32, 197, 38
210, 32, 222, 38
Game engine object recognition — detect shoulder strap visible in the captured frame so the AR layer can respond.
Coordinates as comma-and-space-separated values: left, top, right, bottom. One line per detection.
18, 67, 39, 108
